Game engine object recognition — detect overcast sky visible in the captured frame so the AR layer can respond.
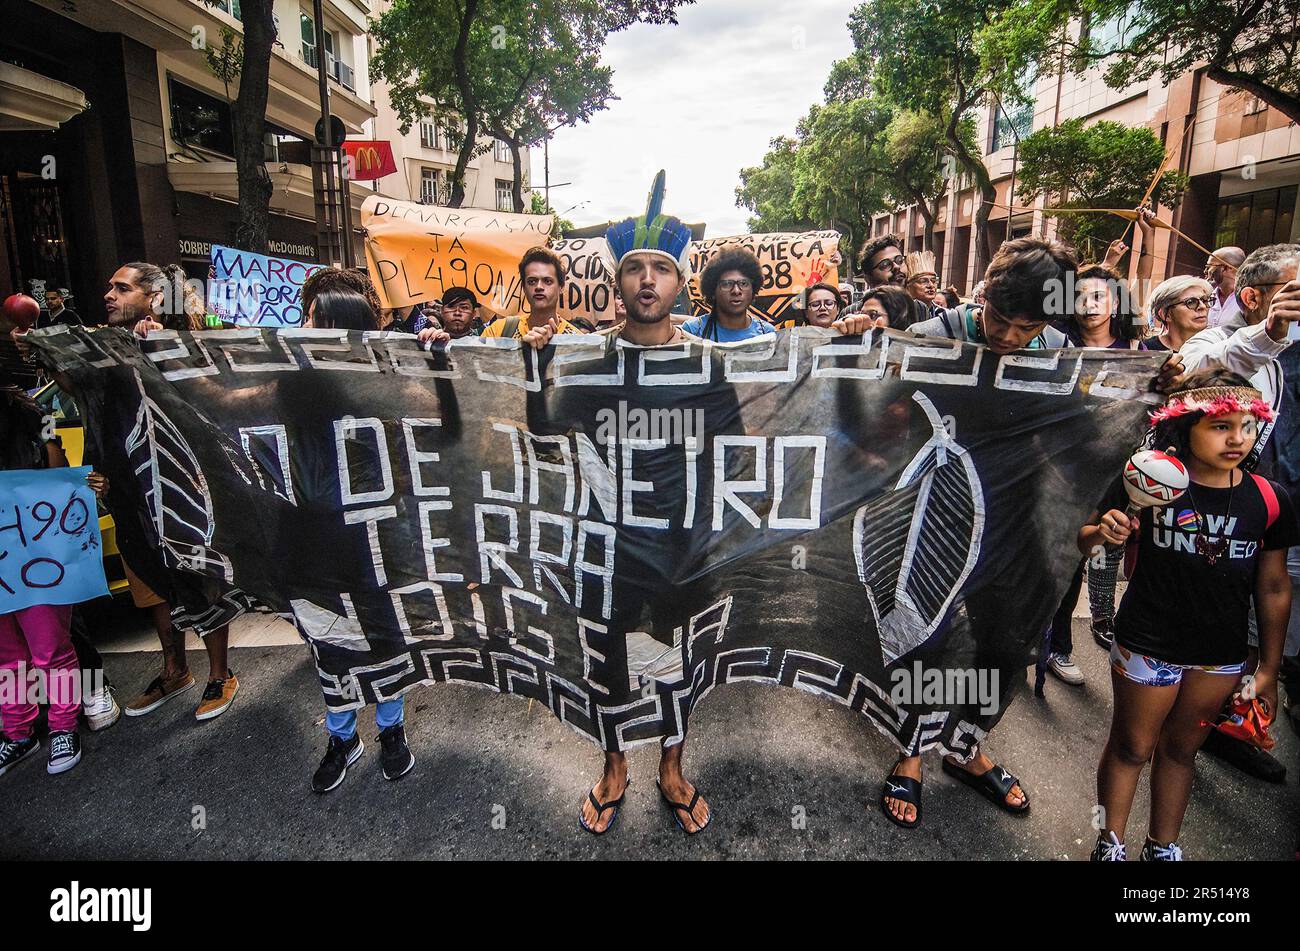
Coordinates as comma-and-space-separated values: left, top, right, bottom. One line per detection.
530, 0, 858, 237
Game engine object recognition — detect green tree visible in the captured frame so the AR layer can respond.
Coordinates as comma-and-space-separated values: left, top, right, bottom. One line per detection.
881, 108, 973, 250
203, 25, 242, 105
980, 0, 1300, 126
735, 136, 818, 234
789, 100, 893, 261
737, 96, 958, 273
1014, 117, 1188, 259
372, 0, 691, 209
848, 0, 1019, 271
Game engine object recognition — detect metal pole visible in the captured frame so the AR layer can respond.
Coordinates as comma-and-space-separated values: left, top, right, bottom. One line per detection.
311, 0, 342, 264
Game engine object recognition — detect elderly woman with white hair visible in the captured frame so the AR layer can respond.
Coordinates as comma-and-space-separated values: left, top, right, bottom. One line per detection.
1145, 274, 1214, 352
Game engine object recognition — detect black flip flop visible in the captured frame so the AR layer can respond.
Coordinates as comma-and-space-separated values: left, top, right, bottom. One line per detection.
942, 759, 1030, 814
579, 776, 630, 835
657, 779, 712, 835
880, 773, 922, 828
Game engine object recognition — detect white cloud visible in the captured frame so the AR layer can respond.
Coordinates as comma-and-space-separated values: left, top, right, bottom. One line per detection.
531, 0, 857, 238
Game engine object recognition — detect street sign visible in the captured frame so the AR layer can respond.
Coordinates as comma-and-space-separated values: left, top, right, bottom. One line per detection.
314, 114, 346, 148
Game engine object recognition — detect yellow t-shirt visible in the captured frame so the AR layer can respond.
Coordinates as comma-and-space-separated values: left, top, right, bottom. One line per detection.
481, 315, 580, 339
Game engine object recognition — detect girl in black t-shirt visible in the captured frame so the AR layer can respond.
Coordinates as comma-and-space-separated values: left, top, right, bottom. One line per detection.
1078, 369, 1297, 861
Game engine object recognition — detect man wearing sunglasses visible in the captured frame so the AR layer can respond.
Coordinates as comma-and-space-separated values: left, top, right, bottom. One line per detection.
845, 234, 937, 325
858, 234, 907, 290
1203, 245, 1245, 330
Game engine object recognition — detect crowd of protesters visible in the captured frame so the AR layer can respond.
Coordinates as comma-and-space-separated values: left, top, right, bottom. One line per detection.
2, 203, 1298, 861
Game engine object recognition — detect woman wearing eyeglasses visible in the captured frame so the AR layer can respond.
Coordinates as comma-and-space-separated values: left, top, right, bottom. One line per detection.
1145, 276, 1214, 353
800, 282, 843, 328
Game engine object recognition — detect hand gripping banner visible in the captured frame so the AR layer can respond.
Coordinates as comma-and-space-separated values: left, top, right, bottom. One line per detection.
31, 326, 1164, 757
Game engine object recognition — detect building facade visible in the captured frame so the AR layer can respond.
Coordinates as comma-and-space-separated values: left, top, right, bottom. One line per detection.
1, 0, 378, 318
869, 24, 1300, 292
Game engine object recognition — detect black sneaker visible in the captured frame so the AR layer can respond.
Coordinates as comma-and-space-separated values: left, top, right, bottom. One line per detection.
1200, 729, 1287, 783
1091, 619, 1114, 649
0, 735, 41, 778
1140, 839, 1184, 861
1091, 831, 1127, 861
312, 733, 363, 794
378, 724, 415, 781
47, 731, 81, 775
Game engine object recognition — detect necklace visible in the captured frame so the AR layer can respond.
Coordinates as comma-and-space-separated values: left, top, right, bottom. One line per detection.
1187, 473, 1234, 565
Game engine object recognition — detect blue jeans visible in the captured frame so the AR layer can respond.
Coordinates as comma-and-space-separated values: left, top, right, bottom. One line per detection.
326, 698, 404, 740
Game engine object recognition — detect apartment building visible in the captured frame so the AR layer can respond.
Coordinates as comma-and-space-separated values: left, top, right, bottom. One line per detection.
869, 22, 1300, 292
1, 0, 378, 313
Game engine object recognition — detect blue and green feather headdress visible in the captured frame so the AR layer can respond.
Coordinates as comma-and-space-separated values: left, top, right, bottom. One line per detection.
604, 170, 693, 279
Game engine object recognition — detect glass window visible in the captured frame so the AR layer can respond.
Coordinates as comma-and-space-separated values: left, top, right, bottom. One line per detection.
169, 77, 235, 157
494, 139, 511, 163
496, 179, 514, 211
300, 12, 317, 67
1214, 185, 1298, 250
420, 169, 438, 205
992, 68, 1035, 152
419, 117, 438, 150
1091, 2, 1139, 53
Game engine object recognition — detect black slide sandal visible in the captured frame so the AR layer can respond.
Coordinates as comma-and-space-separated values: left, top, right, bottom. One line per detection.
657, 780, 712, 835
942, 759, 1030, 814
880, 773, 923, 828
579, 776, 630, 835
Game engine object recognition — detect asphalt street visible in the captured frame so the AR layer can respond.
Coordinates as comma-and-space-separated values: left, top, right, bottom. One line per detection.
3, 614, 1297, 860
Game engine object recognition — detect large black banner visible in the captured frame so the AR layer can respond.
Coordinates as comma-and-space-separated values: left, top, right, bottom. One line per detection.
33, 327, 1164, 757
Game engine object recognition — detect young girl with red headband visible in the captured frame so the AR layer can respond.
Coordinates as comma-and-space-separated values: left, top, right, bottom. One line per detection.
1079, 368, 1296, 860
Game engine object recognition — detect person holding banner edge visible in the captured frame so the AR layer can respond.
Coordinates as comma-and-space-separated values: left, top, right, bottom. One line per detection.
524, 172, 879, 835
882, 237, 1187, 829
102, 264, 241, 724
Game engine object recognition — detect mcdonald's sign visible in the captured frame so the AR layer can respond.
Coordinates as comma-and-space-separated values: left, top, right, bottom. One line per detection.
342, 140, 397, 180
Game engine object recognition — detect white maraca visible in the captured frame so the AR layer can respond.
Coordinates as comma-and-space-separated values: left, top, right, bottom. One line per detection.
1108, 450, 1190, 550
1122, 449, 1189, 510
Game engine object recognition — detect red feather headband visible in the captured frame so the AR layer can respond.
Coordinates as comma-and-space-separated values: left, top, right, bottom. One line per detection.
1149, 385, 1276, 424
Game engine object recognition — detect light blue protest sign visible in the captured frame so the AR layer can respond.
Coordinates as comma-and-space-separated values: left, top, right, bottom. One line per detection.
0, 466, 109, 612
208, 244, 326, 327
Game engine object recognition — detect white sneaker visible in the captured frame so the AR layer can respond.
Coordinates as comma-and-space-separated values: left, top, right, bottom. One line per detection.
1048, 652, 1085, 686
83, 684, 121, 732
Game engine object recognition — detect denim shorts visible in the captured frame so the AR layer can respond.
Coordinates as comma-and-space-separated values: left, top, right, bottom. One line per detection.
1110, 641, 1245, 687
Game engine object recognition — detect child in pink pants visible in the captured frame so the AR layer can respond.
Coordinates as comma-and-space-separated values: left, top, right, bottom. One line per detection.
0, 603, 80, 738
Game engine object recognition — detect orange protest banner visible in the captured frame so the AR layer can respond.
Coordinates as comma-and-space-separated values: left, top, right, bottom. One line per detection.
686, 230, 841, 323
361, 195, 553, 314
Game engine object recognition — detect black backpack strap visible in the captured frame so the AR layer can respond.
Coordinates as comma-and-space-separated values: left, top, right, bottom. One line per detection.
704, 313, 718, 341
